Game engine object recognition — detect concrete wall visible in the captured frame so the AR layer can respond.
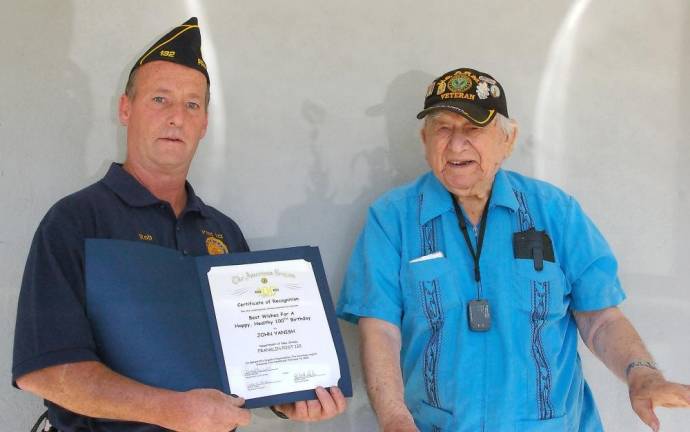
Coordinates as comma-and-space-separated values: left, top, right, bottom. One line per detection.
1, 0, 688, 430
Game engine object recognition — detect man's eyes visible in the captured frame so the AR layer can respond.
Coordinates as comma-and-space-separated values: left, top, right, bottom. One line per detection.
433, 125, 483, 136
151, 97, 200, 110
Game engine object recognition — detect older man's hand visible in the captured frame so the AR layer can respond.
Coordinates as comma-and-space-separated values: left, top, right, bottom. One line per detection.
628, 368, 690, 432
273, 386, 347, 422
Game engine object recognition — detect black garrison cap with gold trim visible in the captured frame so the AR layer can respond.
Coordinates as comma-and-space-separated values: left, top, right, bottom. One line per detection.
417, 67, 508, 126
129, 17, 209, 83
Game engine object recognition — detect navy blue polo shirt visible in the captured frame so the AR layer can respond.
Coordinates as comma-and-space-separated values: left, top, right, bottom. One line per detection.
13, 163, 249, 432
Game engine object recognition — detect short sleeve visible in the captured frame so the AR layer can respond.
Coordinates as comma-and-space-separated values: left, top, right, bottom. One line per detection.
12, 202, 99, 384
559, 197, 626, 311
337, 204, 404, 327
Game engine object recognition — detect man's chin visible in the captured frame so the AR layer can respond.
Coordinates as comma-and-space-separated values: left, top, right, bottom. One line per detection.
147, 157, 192, 173
440, 174, 476, 193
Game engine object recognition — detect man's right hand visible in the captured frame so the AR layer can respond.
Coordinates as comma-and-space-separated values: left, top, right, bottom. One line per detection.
172, 389, 251, 432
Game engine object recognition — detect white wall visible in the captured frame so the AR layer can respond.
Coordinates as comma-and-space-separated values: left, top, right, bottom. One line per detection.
1, 1, 688, 430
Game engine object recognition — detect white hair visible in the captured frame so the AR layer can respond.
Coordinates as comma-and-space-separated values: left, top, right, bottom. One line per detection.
495, 113, 515, 136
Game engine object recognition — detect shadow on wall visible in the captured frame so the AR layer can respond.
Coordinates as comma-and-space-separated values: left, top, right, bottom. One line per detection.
273, 70, 433, 293
269, 69, 433, 431
365, 69, 434, 187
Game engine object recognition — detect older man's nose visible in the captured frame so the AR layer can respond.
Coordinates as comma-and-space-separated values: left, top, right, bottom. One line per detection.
448, 130, 471, 150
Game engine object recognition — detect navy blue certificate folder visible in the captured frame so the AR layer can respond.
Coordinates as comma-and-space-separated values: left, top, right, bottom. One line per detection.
84, 239, 352, 409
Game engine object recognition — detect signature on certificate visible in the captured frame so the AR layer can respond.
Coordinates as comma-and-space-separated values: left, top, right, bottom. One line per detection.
294, 369, 326, 383
243, 364, 276, 378
247, 379, 280, 391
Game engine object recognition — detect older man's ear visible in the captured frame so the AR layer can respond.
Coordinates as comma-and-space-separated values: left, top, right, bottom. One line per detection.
504, 119, 519, 158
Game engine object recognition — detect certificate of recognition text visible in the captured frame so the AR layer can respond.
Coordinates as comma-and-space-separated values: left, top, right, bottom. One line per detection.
207, 259, 340, 399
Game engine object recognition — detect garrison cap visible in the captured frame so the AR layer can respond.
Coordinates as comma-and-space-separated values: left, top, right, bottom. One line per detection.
417, 67, 508, 126
129, 17, 209, 84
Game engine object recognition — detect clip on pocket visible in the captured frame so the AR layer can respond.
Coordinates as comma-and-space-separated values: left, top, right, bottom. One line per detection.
512, 228, 554, 271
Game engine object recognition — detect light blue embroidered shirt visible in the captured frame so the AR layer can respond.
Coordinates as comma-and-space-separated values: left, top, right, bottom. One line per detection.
337, 169, 626, 432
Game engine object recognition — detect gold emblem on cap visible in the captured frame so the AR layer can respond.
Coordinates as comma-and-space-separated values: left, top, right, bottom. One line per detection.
436, 80, 447, 95
206, 236, 229, 255
447, 72, 473, 93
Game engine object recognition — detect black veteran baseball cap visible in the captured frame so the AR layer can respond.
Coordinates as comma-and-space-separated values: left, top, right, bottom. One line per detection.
417, 67, 508, 126
129, 17, 209, 84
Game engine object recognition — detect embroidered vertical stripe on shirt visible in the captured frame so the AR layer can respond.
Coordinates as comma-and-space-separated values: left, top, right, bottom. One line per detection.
418, 193, 444, 411
421, 279, 443, 408
530, 280, 555, 420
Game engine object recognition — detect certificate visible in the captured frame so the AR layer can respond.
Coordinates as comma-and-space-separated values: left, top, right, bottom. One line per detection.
207, 259, 340, 400
85, 239, 352, 408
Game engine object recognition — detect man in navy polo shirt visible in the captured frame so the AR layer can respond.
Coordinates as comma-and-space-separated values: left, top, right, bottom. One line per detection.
12, 18, 345, 432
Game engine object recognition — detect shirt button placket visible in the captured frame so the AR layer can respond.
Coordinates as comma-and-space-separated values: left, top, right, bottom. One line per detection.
175, 221, 184, 252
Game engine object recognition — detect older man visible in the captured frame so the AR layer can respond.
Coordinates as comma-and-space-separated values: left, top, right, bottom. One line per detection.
12, 18, 345, 432
337, 67, 690, 431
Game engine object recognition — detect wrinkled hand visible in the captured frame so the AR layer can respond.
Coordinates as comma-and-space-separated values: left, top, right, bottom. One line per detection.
628, 369, 690, 432
273, 386, 347, 422
175, 388, 251, 432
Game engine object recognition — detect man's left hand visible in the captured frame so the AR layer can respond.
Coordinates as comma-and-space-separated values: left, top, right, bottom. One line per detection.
273, 386, 347, 422
628, 368, 690, 432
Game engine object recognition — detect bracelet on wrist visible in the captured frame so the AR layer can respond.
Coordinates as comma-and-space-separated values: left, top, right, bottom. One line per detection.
625, 360, 658, 378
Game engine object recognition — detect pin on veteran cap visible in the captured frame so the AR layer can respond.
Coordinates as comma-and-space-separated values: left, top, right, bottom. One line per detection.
129, 17, 209, 83
417, 67, 508, 126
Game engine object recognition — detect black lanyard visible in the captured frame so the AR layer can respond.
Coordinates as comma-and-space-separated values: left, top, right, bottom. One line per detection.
451, 191, 492, 284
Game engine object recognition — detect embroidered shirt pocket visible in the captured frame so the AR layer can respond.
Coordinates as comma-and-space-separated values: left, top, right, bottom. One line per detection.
512, 259, 568, 318
405, 257, 462, 318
